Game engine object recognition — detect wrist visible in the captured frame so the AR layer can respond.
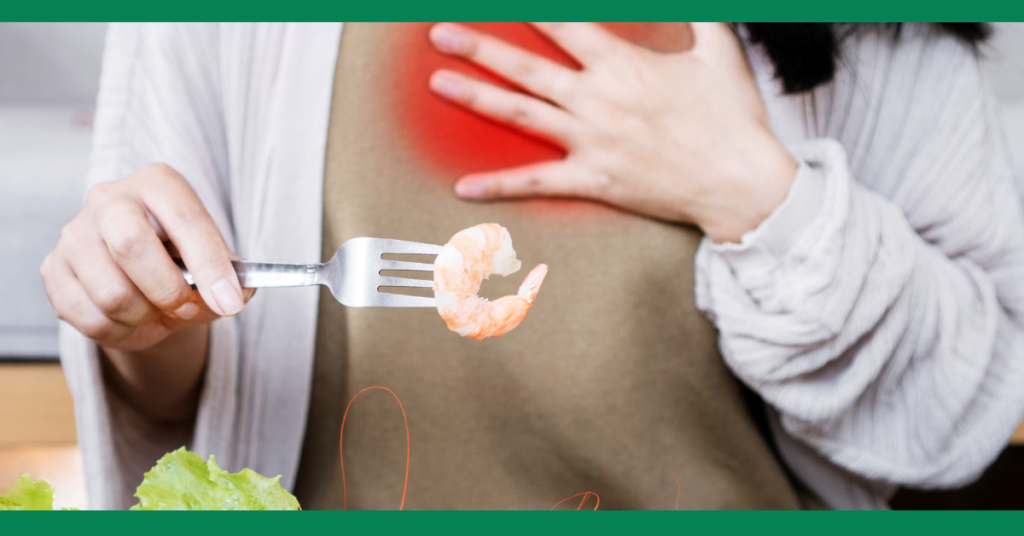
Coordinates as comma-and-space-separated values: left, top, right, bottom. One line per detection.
100, 323, 209, 424
698, 129, 798, 243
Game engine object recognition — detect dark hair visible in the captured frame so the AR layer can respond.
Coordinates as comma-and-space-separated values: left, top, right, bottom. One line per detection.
741, 23, 991, 94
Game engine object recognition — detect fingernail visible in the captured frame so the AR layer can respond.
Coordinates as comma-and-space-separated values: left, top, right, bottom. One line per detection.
172, 302, 199, 320
430, 24, 464, 53
212, 278, 243, 316
430, 71, 463, 100
455, 180, 486, 199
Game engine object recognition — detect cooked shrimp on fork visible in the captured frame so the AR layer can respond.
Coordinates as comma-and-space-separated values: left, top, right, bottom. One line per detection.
433, 223, 548, 340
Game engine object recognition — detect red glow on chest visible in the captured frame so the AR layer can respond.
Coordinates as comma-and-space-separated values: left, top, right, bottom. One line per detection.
391, 23, 572, 178
388, 23, 692, 212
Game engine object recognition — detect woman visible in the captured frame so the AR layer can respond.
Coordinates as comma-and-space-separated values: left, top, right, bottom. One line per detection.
44, 23, 1023, 509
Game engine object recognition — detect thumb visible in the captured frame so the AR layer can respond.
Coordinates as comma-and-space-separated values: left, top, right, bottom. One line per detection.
690, 23, 743, 57
453, 160, 598, 200
165, 287, 257, 328
690, 23, 732, 47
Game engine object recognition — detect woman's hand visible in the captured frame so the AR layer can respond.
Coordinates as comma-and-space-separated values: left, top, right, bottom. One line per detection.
40, 164, 254, 421
428, 22, 798, 243
42, 163, 252, 352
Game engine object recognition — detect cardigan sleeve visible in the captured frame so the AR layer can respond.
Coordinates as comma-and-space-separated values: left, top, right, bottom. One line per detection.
59, 22, 241, 509
695, 28, 1024, 490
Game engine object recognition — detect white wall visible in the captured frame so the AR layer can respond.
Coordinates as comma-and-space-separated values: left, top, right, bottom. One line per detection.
0, 23, 105, 357
0, 23, 1022, 358
986, 24, 1024, 187
0, 23, 107, 106
985, 23, 1024, 102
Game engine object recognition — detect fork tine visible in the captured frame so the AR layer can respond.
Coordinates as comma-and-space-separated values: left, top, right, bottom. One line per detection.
369, 293, 437, 307
379, 239, 445, 255
378, 277, 434, 289
380, 260, 434, 272
332, 237, 444, 307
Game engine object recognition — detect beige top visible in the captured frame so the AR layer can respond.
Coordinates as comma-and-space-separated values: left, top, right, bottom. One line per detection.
291, 23, 800, 510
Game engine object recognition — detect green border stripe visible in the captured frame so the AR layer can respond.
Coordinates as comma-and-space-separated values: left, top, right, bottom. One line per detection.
4, 0, 1024, 22
2, 511, 1023, 535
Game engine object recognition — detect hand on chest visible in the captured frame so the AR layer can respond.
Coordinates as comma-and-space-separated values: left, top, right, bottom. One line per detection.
389, 23, 693, 178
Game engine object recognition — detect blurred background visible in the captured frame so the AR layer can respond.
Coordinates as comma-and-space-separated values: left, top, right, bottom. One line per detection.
0, 22, 105, 509
0, 23, 1022, 509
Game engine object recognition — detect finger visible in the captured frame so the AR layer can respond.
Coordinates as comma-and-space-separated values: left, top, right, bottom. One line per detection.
163, 263, 255, 325
453, 159, 603, 200
91, 191, 194, 315
130, 164, 244, 317
530, 23, 623, 65
227, 254, 259, 304
63, 225, 164, 326
41, 254, 134, 344
430, 70, 577, 145
429, 23, 577, 103
165, 288, 226, 326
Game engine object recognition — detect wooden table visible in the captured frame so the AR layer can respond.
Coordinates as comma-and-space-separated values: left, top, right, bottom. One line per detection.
0, 362, 77, 446
0, 362, 83, 509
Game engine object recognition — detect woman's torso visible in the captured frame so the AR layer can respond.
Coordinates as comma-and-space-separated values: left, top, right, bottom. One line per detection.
291, 23, 801, 510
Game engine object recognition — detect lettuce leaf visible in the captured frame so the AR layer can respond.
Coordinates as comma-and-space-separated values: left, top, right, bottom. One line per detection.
131, 447, 299, 510
0, 475, 56, 510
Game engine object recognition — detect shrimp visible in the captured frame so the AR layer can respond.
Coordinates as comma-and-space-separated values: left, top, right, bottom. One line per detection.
434, 223, 548, 340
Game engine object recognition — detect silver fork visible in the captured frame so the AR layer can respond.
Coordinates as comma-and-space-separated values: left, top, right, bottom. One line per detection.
176, 237, 443, 307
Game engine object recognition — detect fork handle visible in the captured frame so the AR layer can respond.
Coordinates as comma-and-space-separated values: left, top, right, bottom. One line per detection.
175, 258, 319, 288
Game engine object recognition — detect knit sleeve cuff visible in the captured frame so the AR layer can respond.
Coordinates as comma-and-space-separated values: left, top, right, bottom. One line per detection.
708, 158, 827, 274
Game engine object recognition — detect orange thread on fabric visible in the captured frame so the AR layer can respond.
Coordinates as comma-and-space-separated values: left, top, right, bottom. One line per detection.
338, 385, 609, 511
339, 386, 411, 511
551, 491, 600, 511
670, 472, 681, 510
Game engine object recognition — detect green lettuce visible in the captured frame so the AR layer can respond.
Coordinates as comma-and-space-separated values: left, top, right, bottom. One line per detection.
131, 447, 299, 510
0, 475, 56, 510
